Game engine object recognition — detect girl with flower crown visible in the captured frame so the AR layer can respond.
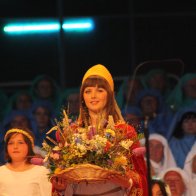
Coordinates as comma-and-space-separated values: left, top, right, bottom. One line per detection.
52, 64, 148, 196
0, 128, 52, 195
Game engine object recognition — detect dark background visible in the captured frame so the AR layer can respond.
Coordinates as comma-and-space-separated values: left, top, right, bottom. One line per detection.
0, 1, 196, 92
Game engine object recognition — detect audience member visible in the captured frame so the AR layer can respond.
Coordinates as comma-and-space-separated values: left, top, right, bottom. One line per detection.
30, 100, 55, 148
184, 142, 196, 195
166, 73, 196, 112
149, 133, 176, 177
4, 90, 33, 117
135, 89, 174, 137
167, 107, 196, 168
159, 167, 191, 196
141, 68, 172, 99
0, 128, 52, 195
116, 76, 143, 109
30, 74, 61, 110
151, 178, 171, 196
57, 87, 80, 121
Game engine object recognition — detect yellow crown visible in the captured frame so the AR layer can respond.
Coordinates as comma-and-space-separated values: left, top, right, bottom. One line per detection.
4, 128, 34, 148
82, 64, 114, 91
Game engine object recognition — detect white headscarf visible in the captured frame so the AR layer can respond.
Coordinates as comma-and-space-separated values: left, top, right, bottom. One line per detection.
149, 133, 177, 177
159, 167, 191, 196
184, 142, 196, 178
184, 142, 196, 196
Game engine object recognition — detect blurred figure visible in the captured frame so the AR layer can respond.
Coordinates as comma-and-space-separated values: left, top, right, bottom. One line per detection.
151, 178, 171, 196
116, 76, 143, 109
149, 134, 176, 177
57, 87, 80, 121
121, 106, 142, 132
184, 142, 196, 195
30, 100, 55, 148
136, 89, 174, 137
167, 107, 196, 168
141, 68, 172, 99
4, 90, 33, 116
167, 73, 196, 111
30, 74, 61, 110
3, 110, 33, 132
159, 167, 191, 196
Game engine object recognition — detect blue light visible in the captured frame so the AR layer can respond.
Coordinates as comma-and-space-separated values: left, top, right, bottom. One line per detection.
4, 24, 60, 34
63, 18, 94, 32
3, 18, 94, 34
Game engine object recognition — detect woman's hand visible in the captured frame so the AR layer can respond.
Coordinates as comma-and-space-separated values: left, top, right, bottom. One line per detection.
51, 176, 67, 192
107, 174, 132, 188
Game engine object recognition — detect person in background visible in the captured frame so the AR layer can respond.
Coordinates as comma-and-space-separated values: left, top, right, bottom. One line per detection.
184, 142, 196, 195
52, 64, 148, 195
0, 128, 52, 195
141, 69, 172, 99
159, 167, 191, 196
121, 106, 143, 133
4, 90, 33, 117
149, 133, 176, 178
166, 73, 196, 112
57, 87, 80, 121
116, 76, 143, 110
30, 74, 61, 111
167, 107, 196, 168
30, 100, 55, 148
151, 178, 170, 196
135, 89, 174, 137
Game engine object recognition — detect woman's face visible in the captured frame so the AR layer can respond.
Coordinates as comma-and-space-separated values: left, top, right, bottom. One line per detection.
83, 85, 107, 114
34, 107, 50, 129
140, 96, 158, 116
182, 117, 196, 135
152, 183, 164, 196
16, 94, 32, 110
149, 139, 164, 163
36, 79, 53, 99
7, 133, 28, 162
164, 171, 185, 196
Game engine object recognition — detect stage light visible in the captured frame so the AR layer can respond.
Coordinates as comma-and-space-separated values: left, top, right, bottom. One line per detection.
3, 18, 94, 34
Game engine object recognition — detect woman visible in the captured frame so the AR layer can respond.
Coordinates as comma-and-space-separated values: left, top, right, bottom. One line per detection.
159, 167, 191, 196
52, 64, 147, 195
149, 133, 176, 177
0, 128, 52, 196
151, 178, 170, 196
184, 142, 196, 195
167, 107, 196, 168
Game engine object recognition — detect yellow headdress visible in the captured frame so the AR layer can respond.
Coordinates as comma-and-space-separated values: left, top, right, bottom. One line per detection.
82, 64, 114, 91
4, 128, 34, 148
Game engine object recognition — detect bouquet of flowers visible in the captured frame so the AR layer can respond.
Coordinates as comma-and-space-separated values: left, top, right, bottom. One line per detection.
42, 110, 144, 183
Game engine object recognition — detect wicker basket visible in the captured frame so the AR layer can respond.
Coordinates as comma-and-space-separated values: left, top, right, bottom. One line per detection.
54, 164, 126, 183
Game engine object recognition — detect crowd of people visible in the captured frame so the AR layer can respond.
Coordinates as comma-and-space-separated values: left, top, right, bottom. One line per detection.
0, 64, 195, 195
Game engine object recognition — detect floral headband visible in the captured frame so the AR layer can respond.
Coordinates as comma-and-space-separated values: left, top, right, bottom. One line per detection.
4, 128, 34, 148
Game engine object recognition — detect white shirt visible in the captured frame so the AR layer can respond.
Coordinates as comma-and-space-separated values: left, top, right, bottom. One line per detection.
0, 165, 52, 196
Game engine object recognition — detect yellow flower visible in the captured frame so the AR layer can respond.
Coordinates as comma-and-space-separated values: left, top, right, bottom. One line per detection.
114, 155, 128, 167
54, 168, 62, 174
105, 129, 115, 137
